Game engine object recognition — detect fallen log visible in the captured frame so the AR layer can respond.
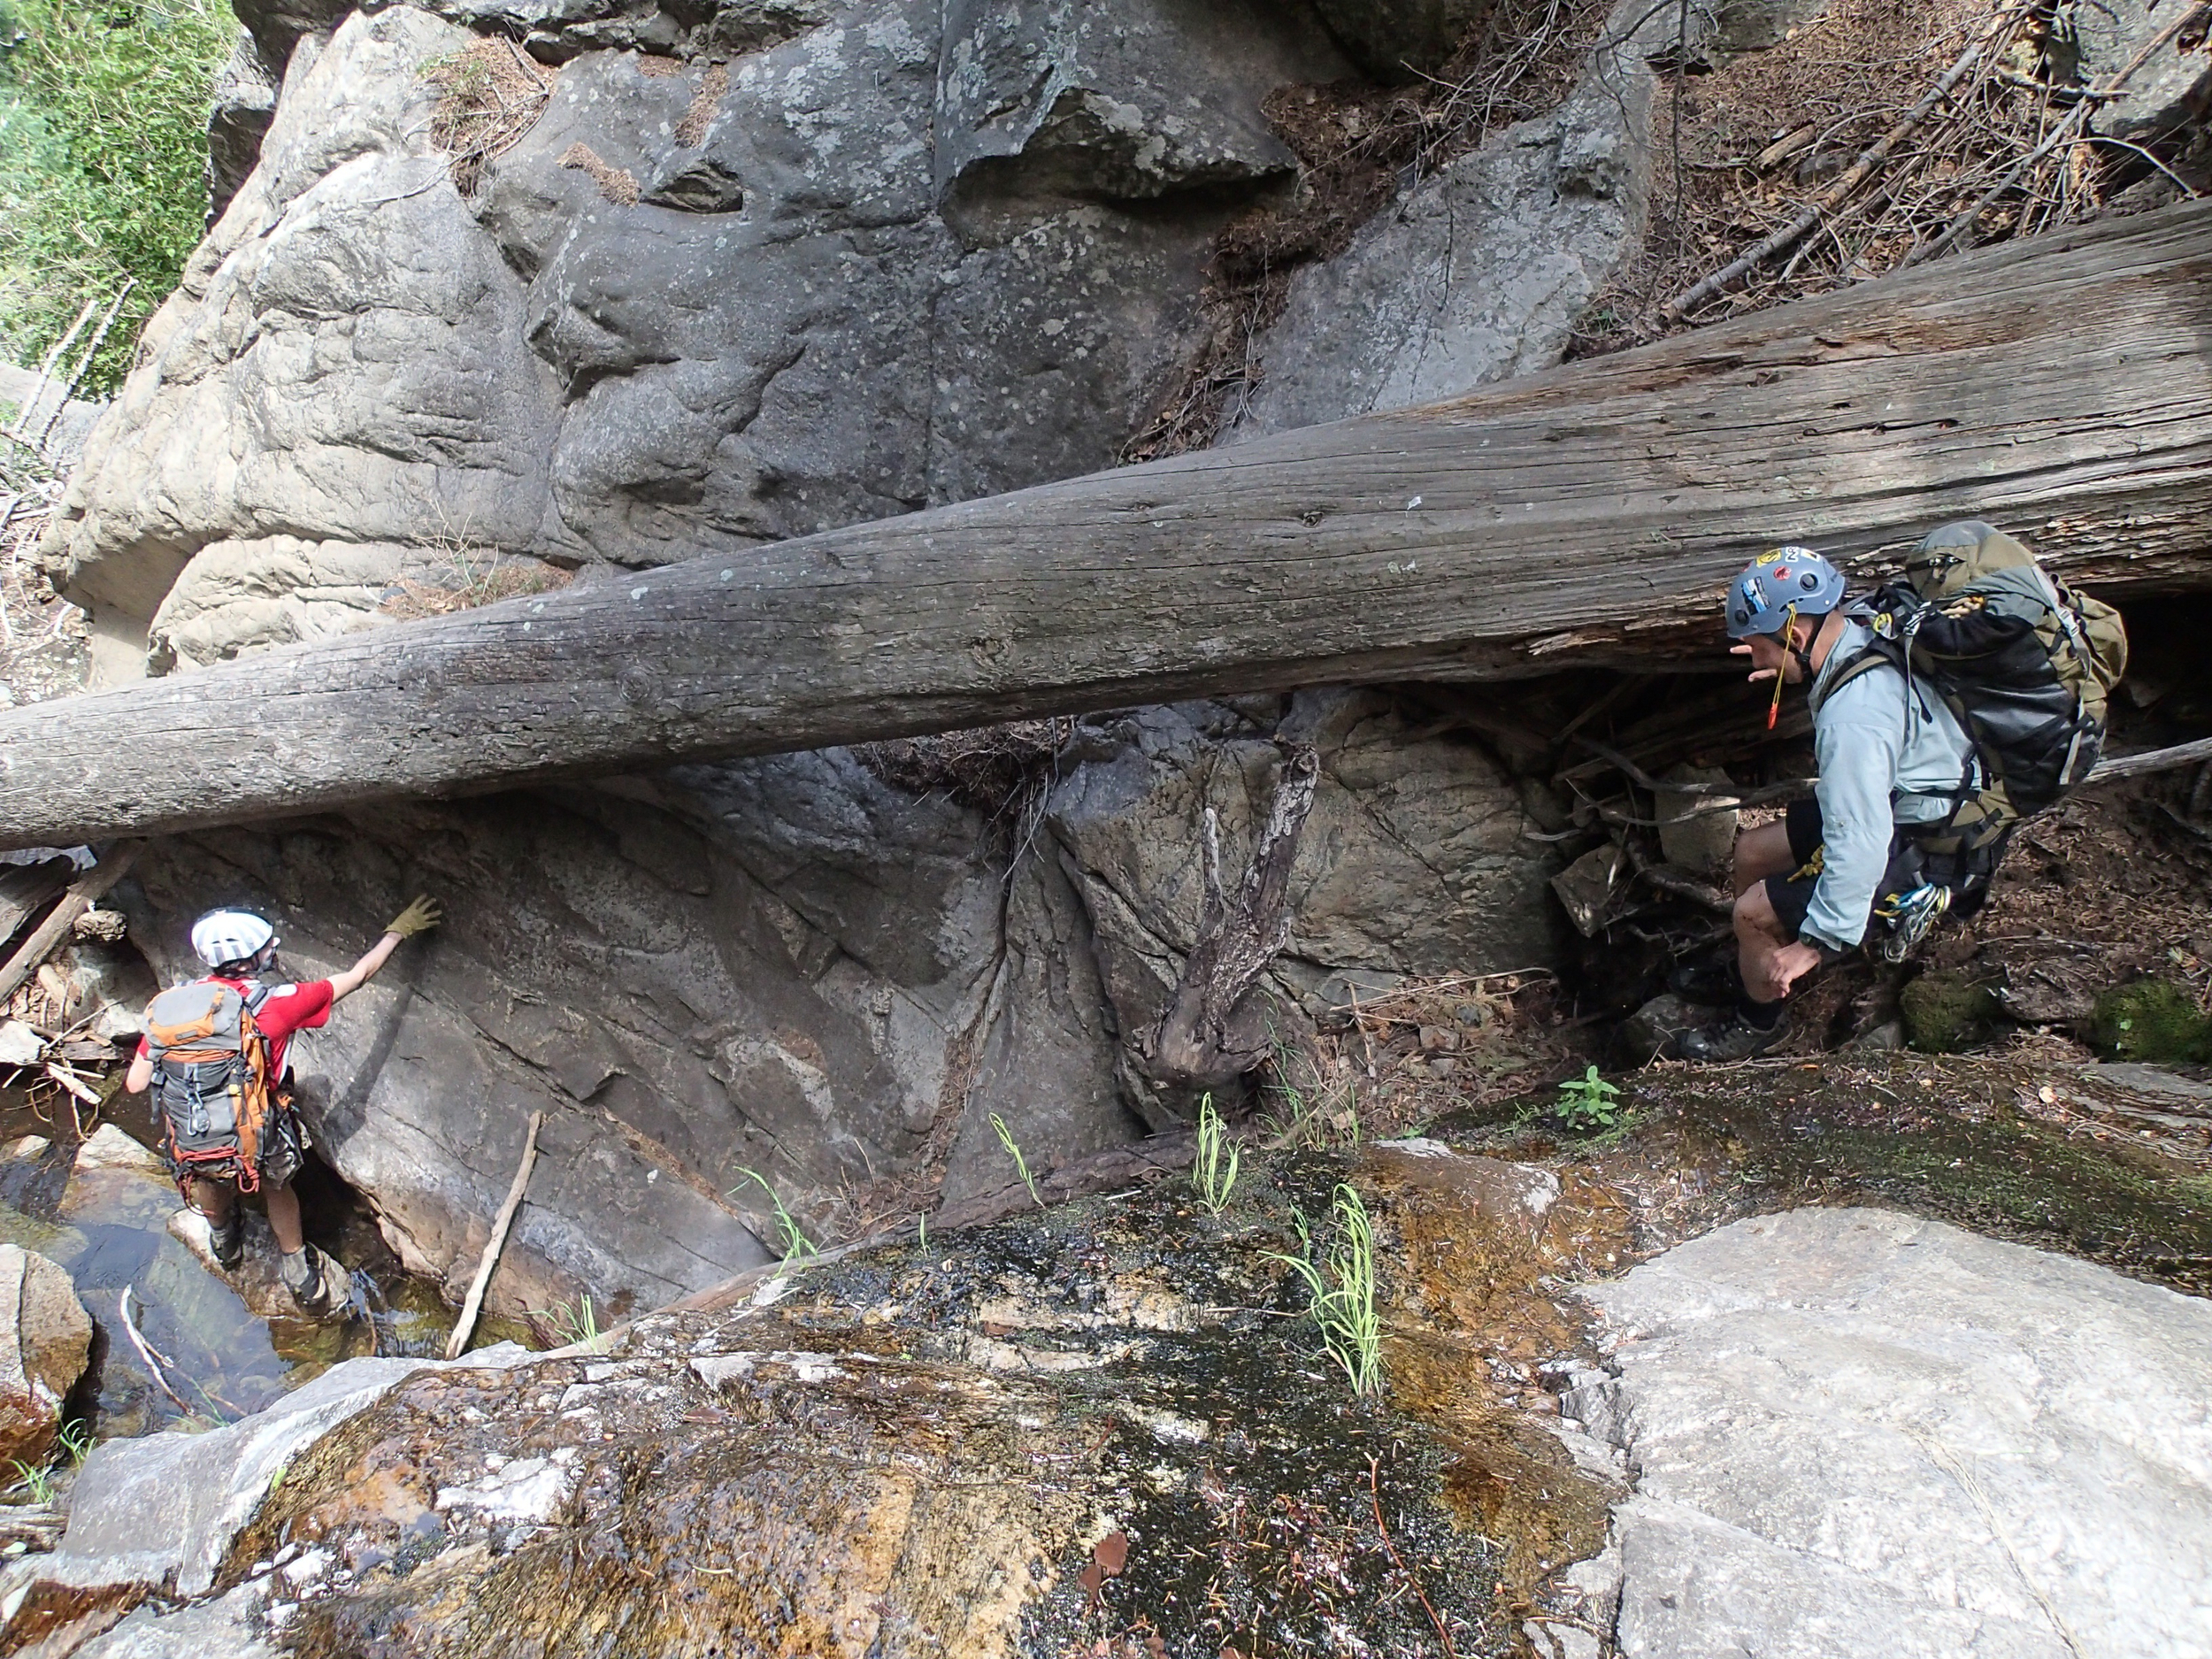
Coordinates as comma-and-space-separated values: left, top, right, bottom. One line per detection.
6, 200, 2212, 851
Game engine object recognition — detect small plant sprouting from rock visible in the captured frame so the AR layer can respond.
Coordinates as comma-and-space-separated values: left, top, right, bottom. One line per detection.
1555, 1064, 1623, 1132
381, 512, 571, 620
1270, 1183, 1383, 1398
55, 1420, 91, 1470
424, 37, 554, 196
7, 1460, 55, 1505
528, 1294, 602, 1353
732, 1167, 820, 1263
1192, 1094, 1240, 1217
990, 1113, 1042, 1207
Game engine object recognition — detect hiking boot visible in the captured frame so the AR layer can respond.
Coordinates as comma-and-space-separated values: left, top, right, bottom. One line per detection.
279, 1246, 336, 1318
205, 1209, 245, 1271
1667, 952, 1746, 1007
1675, 1007, 1790, 1062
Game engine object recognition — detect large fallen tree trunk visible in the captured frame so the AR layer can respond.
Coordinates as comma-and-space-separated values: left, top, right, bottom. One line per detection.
6, 200, 2212, 850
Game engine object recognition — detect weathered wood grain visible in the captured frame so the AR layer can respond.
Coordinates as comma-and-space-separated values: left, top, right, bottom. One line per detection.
5, 199, 2211, 850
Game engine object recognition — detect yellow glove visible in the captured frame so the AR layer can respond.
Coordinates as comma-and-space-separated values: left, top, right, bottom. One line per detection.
385, 895, 442, 939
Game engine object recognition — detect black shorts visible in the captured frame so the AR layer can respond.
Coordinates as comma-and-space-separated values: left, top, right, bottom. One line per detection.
1763, 797, 1916, 941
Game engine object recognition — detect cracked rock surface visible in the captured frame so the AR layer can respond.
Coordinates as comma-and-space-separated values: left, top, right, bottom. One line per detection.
46, 0, 1652, 1316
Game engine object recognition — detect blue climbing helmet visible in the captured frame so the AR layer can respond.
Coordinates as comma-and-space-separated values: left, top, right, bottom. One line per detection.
1725, 546, 1847, 641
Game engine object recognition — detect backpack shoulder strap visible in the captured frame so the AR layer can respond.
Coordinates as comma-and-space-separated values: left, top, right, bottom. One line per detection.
1809, 635, 1901, 718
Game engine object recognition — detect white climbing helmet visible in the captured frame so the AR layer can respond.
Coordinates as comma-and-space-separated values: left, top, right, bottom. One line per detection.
190, 909, 277, 970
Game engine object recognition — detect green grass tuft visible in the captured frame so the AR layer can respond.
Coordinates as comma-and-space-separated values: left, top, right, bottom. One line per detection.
731, 1166, 820, 1264
1191, 1093, 1240, 1216
1268, 1183, 1383, 1398
990, 1112, 1042, 1207
526, 1294, 603, 1353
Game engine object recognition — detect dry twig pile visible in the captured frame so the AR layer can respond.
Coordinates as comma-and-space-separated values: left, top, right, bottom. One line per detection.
1579, 0, 2209, 348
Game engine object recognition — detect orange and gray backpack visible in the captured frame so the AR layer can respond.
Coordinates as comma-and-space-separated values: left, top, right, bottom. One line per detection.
142, 980, 277, 1193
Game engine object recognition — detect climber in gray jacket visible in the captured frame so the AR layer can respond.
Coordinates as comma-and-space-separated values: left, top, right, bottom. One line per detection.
1675, 546, 1980, 1061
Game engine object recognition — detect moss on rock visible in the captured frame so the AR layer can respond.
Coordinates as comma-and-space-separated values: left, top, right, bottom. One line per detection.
2087, 979, 2212, 1064
1901, 970, 2001, 1054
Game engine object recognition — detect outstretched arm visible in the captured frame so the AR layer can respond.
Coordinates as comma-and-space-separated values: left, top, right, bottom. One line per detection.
329, 896, 442, 1003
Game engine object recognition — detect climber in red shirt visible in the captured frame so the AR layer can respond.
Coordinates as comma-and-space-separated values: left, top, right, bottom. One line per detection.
125, 897, 441, 1316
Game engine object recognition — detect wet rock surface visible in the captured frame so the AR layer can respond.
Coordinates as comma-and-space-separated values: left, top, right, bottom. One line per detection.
40, 1349, 527, 1602
3, 1038, 2208, 1654
29, 1142, 1626, 1657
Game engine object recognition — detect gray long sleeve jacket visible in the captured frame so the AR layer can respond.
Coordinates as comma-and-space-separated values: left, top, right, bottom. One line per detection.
1799, 619, 1980, 950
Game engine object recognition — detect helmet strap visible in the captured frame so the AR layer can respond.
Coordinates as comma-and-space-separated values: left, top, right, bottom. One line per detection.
1766, 604, 1797, 731
1788, 613, 1819, 682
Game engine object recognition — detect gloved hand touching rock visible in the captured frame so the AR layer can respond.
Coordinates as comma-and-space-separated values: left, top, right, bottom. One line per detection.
385, 895, 443, 939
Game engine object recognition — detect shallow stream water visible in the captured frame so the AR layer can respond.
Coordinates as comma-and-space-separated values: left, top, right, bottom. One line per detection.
0, 1085, 464, 1447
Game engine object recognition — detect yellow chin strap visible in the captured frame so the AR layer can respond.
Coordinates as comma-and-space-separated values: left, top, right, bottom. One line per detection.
1766, 603, 1797, 731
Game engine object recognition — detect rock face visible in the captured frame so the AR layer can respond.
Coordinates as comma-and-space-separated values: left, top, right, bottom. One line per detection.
50, 0, 1628, 1307
2074, 0, 2212, 145
1712, 0, 1834, 53
1566, 1208, 2212, 1658
117, 690, 1557, 1309
1232, 0, 1670, 438
0, 1244, 92, 1467
205, 28, 280, 225
50, 0, 1349, 681
1048, 693, 1563, 1124
1310, 0, 1491, 77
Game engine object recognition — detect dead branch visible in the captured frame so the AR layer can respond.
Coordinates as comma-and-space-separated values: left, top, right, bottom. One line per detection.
4, 299, 95, 446
1666, 12, 2014, 317
1141, 744, 1322, 1094
2084, 735, 2212, 786
1907, 2, 2212, 266
0, 843, 140, 1007
446, 1110, 543, 1358
118, 1286, 195, 1416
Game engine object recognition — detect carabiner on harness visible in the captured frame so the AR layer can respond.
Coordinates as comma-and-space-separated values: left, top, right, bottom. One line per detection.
1872, 882, 1951, 964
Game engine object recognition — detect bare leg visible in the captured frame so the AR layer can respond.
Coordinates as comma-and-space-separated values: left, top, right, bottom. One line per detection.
1733, 880, 1800, 1002
263, 1180, 305, 1255
1732, 819, 1800, 896
189, 1178, 235, 1223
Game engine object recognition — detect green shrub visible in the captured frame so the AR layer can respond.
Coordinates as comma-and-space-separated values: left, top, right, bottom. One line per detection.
2087, 979, 2212, 1064
0, 0, 233, 392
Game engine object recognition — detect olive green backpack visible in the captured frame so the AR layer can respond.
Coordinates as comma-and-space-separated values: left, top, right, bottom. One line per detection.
1824, 518, 2128, 858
